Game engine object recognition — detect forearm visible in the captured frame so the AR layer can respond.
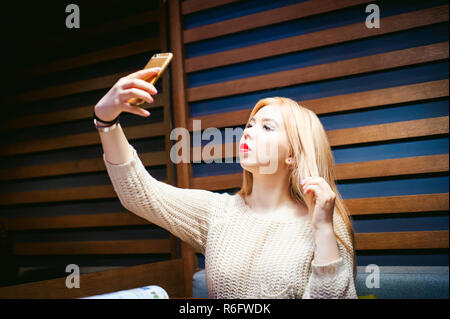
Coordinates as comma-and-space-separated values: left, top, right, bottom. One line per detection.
98, 123, 134, 165
313, 225, 340, 265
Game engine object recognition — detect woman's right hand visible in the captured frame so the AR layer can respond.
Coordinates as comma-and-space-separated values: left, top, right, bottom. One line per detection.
94, 67, 161, 121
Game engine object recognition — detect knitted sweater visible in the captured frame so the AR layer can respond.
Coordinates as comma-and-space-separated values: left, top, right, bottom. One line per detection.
103, 144, 358, 299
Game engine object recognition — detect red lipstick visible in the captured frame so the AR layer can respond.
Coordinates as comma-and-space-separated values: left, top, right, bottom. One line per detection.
240, 143, 251, 152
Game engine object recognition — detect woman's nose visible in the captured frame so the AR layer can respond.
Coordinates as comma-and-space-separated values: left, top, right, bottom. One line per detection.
243, 127, 252, 140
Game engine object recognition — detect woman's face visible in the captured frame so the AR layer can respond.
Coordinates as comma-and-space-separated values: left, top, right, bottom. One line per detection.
239, 104, 291, 175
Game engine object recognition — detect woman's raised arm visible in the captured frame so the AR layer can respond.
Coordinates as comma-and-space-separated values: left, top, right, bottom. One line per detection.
95, 67, 160, 165
94, 68, 228, 254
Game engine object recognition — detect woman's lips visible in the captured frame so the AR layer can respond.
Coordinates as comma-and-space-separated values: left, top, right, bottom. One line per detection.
239, 143, 251, 152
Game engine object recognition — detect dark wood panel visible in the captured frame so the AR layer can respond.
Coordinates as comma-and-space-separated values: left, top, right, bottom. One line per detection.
0, 182, 168, 205
2, 96, 165, 131
13, 239, 171, 255
183, 0, 372, 43
22, 38, 161, 83
5, 212, 150, 231
0, 122, 167, 156
355, 230, 449, 250
186, 5, 449, 72
5, 72, 129, 105
169, 0, 196, 298
22, 8, 163, 71
0, 151, 167, 181
187, 80, 449, 131
0, 258, 185, 298
187, 42, 449, 101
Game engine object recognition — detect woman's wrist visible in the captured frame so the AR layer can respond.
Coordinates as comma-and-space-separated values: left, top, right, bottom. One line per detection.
94, 107, 120, 123
313, 222, 334, 234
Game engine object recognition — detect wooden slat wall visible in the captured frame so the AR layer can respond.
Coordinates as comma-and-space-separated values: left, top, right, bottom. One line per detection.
0, 0, 183, 290
173, 0, 449, 272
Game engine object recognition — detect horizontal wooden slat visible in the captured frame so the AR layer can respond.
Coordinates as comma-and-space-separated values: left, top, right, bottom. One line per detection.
302, 80, 449, 115
192, 173, 241, 190
5, 72, 129, 105
13, 239, 171, 255
355, 230, 449, 250
187, 42, 449, 102
0, 181, 168, 205
0, 122, 167, 156
2, 95, 165, 132
336, 154, 449, 180
0, 151, 167, 181
186, 5, 449, 72
0, 258, 185, 298
5, 212, 150, 231
346, 193, 449, 215
183, 0, 372, 43
182, 0, 241, 15
327, 116, 448, 146
187, 80, 449, 131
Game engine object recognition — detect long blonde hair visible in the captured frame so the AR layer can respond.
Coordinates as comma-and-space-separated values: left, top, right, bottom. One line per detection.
237, 97, 356, 276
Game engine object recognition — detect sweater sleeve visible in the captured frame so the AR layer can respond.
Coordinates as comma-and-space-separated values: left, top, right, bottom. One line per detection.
302, 213, 358, 299
103, 144, 227, 255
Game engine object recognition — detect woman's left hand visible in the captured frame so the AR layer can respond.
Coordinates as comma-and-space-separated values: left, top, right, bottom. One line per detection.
301, 177, 336, 230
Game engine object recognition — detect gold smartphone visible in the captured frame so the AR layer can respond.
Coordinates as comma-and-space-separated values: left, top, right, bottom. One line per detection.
127, 52, 173, 106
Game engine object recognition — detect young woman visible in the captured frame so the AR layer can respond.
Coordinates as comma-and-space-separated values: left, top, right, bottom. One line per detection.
94, 67, 357, 299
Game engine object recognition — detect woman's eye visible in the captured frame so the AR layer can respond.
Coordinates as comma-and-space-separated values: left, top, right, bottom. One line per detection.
245, 123, 272, 131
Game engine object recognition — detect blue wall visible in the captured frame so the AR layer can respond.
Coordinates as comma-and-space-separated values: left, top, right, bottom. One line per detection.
182, 0, 449, 268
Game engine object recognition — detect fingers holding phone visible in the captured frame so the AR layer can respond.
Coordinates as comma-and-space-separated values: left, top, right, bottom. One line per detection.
124, 67, 161, 106
94, 53, 172, 120
94, 67, 160, 120
127, 53, 172, 106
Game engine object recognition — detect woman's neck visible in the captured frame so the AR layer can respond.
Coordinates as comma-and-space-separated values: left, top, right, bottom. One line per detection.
245, 171, 303, 216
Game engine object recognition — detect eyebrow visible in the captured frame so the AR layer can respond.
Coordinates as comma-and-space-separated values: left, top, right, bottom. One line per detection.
249, 117, 278, 126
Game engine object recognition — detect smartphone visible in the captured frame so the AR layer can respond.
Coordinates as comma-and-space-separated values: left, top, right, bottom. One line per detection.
127, 52, 173, 106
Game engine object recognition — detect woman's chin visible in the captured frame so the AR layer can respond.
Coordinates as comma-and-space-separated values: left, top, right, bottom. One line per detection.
239, 157, 261, 171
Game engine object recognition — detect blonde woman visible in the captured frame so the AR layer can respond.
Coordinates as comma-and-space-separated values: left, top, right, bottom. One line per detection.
94, 67, 358, 299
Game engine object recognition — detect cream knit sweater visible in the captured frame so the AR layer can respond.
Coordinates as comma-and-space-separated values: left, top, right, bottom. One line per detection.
103, 144, 358, 299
